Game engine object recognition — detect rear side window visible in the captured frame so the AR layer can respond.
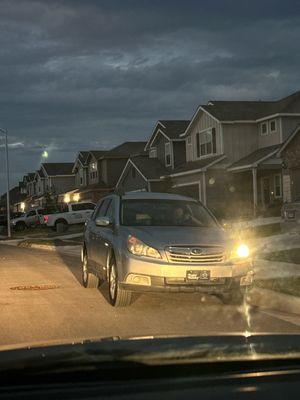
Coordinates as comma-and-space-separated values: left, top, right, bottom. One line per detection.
71, 203, 86, 211
85, 203, 95, 210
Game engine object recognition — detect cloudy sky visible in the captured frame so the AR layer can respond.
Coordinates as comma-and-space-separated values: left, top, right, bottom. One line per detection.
0, 0, 300, 194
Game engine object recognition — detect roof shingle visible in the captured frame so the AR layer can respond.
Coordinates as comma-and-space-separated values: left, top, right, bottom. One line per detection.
42, 163, 74, 176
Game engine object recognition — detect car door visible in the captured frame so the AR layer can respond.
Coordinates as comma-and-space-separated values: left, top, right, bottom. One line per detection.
93, 199, 116, 271
89, 198, 111, 269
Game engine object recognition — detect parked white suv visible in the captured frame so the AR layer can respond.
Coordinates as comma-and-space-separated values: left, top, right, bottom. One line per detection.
44, 202, 95, 232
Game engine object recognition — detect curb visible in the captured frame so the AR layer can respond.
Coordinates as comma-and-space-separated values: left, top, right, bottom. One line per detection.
248, 287, 300, 315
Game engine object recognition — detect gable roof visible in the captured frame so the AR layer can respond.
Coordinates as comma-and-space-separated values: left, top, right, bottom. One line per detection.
165, 155, 226, 177
131, 156, 168, 180
42, 163, 74, 176
145, 120, 190, 150
88, 150, 108, 161
228, 144, 281, 171
200, 90, 300, 122
277, 124, 300, 155
104, 141, 146, 158
78, 151, 90, 165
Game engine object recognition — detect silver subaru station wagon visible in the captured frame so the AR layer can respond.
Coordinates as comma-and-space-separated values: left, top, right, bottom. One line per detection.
82, 192, 253, 307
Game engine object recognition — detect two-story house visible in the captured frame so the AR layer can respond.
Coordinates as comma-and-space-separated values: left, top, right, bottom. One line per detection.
168, 91, 300, 217
76, 142, 146, 202
73, 151, 89, 189
116, 120, 189, 192
29, 163, 75, 206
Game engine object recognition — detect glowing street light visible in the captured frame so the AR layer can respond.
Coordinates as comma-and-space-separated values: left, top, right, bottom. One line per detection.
42, 150, 49, 158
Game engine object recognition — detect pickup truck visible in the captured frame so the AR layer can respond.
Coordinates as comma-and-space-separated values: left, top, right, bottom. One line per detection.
11, 209, 45, 231
43, 202, 95, 232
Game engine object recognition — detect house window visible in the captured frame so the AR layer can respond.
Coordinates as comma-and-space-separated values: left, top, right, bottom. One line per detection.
261, 122, 268, 135
149, 147, 157, 158
196, 128, 216, 158
270, 120, 276, 133
165, 142, 172, 166
274, 174, 282, 198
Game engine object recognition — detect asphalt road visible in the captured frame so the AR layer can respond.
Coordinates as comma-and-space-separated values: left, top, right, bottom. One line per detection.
1, 244, 300, 349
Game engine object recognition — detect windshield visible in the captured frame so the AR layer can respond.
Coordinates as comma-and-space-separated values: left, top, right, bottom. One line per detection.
1, 0, 300, 368
121, 199, 217, 227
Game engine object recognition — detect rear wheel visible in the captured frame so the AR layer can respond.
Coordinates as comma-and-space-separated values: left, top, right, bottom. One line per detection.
108, 256, 133, 307
55, 219, 68, 233
82, 251, 99, 288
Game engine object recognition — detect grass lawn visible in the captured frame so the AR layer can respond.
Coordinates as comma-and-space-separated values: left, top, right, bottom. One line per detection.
255, 277, 300, 297
263, 248, 300, 265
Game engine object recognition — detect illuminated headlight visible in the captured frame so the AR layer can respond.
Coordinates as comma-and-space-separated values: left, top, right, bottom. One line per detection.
127, 235, 161, 259
231, 244, 250, 259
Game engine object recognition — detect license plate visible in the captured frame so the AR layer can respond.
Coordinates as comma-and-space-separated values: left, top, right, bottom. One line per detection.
186, 270, 210, 281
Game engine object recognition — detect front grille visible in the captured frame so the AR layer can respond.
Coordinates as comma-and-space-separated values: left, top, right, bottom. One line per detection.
166, 246, 224, 264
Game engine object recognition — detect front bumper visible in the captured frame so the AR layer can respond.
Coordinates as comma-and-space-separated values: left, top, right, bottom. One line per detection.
119, 253, 254, 294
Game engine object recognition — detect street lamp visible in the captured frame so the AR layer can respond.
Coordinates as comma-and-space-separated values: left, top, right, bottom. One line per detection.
0, 128, 11, 238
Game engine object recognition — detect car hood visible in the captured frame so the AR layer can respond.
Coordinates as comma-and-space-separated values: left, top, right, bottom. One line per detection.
120, 226, 227, 249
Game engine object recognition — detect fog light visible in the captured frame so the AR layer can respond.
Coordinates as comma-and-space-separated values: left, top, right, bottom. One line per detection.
126, 274, 151, 286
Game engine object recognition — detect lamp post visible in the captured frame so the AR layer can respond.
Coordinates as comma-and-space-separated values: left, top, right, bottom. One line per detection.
0, 128, 11, 238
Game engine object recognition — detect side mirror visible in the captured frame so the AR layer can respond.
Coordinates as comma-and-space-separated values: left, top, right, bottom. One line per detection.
95, 216, 112, 227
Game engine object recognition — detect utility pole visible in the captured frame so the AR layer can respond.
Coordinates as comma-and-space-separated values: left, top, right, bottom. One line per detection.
0, 128, 11, 238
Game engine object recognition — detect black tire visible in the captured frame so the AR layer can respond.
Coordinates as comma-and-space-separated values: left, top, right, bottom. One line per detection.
15, 221, 26, 231
220, 289, 245, 305
82, 251, 99, 288
55, 219, 68, 233
108, 256, 133, 307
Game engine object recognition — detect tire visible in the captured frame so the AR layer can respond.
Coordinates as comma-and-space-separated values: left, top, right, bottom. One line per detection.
220, 289, 245, 305
108, 256, 133, 307
15, 221, 26, 231
55, 219, 68, 233
82, 251, 99, 288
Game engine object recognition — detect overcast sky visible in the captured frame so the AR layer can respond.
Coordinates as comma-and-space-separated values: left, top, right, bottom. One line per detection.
1, 0, 300, 194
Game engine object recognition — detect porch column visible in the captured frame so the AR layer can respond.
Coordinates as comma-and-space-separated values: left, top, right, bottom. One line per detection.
252, 167, 258, 216
202, 172, 207, 206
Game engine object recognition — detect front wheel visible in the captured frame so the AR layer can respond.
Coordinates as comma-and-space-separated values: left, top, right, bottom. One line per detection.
108, 257, 133, 307
82, 252, 99, 288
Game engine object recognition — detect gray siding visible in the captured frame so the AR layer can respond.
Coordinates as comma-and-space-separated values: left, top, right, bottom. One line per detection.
106, 158, 128, 186
50, 176, 75, 194
118, 163, 148, 192
281, 116, 300, 141
186, 110, 221, 162
223, 123, 258, 164
152, 132, 170, 167
258, 117, 281, 148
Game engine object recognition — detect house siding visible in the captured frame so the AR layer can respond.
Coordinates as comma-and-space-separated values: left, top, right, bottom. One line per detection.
106, 158, 128, 186
258, 117, 281, 148
152, 133, 170, 167
222, 123, 258, 164
50, 176, 75, 194
281, 116, 300, 141
118, 163, 148, 192
186, 111, 221, 162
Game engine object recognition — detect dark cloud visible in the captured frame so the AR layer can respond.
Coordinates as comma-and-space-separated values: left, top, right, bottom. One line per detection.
1, 0, 300, 193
